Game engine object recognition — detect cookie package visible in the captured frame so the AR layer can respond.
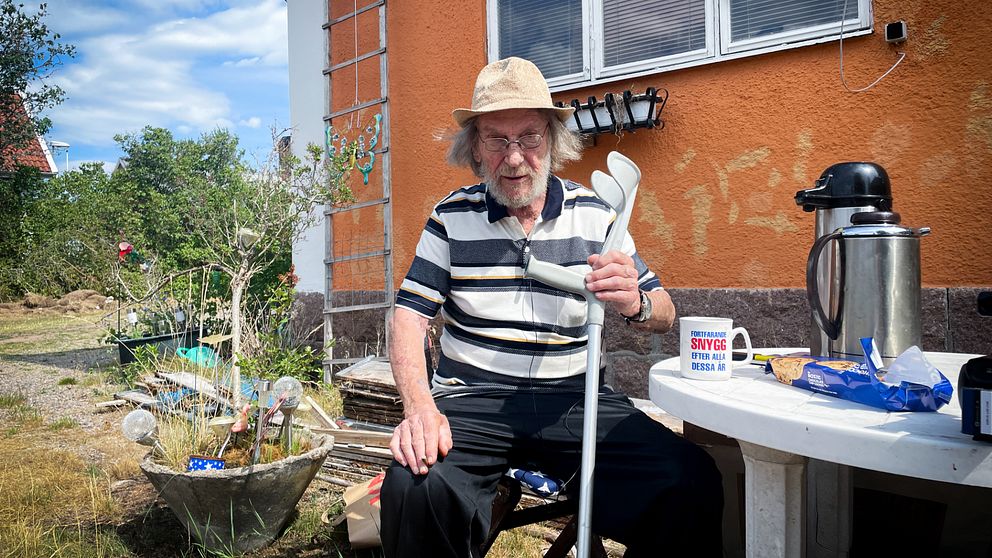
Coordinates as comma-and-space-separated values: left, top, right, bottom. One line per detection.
765, 338, 954, 412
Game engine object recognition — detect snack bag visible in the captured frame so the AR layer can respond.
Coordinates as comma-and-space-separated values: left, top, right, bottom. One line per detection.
765, 338, 953, 412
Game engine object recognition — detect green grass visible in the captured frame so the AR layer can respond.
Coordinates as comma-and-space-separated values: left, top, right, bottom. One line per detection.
0, 311, 106, 355
0, 340, 45, 355
1, 393, 42, 428
0, 391, 26, 408
0, 313, 86, 340
48, 417, 78, 431
57, 377, 78, 386
9, 405, 43, 428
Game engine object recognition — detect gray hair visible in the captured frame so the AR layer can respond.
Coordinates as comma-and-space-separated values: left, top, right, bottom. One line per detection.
445, 109, 584, 178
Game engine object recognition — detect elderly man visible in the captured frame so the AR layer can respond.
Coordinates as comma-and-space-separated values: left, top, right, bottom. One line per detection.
380, 57, 723, 557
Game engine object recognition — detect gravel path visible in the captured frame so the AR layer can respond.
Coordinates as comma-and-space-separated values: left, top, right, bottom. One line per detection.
0, 310, 132, 462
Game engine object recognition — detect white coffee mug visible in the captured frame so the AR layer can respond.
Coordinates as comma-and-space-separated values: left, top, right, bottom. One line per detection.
679, 317, 754, 380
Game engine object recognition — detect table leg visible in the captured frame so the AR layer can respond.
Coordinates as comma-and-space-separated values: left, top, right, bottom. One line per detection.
739, 441, 807, 558
806, 459, 852, 558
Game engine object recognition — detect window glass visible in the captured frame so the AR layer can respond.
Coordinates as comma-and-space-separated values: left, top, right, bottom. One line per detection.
603, 0, 706, 66
498, 0, 584, 79
729, 0, 859, 42
491, 0, 868, 87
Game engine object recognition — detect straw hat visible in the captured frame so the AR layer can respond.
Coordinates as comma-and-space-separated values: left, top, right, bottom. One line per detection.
452, 57, 574, 127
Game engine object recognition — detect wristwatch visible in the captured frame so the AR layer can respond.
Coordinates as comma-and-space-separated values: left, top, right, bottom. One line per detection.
624, 290, 652, 324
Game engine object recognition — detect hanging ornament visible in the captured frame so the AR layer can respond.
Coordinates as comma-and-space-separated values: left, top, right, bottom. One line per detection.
355, 114, 382, 185
118, 241, 133, 262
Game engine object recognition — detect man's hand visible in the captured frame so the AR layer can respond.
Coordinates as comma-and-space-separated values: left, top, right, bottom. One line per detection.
390, 403, 453, 475
586, 250, 641, 317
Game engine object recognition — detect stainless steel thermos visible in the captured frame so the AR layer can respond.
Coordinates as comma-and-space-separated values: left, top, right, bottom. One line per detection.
796, 163, 894, 358
805, 211, 930, 363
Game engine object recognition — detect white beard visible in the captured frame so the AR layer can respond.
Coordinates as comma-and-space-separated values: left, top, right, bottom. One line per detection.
483, 155, 551, 209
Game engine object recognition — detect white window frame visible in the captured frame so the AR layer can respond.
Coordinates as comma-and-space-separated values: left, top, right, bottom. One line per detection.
486, 0, 873, 93
485, 0, 593, 88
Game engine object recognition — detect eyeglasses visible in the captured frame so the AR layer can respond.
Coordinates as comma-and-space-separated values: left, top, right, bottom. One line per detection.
479, 126, 549, 152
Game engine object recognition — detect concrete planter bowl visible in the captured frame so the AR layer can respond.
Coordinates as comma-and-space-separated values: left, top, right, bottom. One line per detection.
140, 435, 333, 554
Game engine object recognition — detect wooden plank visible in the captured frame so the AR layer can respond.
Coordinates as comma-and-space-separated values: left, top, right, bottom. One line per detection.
342, 414, 402, 424
337, 386, 401, 403
199, 333, 232, 345
305, 395, 339, 429
311, 427, 392, 447
114, 390, 159, 407
95, 399, 128, 411
334, 360, 396, 388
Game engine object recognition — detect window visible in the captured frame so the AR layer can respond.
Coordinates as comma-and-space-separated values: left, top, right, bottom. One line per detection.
487, 0, 871, 89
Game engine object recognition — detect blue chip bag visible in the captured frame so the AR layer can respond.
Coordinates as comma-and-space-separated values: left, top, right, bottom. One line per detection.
765, 338, 953, 412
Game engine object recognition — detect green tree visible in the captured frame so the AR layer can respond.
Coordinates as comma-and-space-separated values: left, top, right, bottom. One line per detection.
11, 162, 116, 296
0, 0, 75, 167
0, 0, 74, 299
191, 142, 352, 404
112, 127, 245, 273
0, 165, 45, 298
3, 128, 247, 299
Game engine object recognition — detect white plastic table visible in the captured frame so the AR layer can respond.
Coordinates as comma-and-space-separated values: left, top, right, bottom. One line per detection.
649, 350, 992, 558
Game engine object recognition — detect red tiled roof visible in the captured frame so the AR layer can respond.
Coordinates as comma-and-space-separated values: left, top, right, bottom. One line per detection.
1, 94, 56, 175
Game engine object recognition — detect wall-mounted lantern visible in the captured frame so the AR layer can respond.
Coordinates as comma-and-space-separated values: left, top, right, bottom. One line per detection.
556, 87, 668, 136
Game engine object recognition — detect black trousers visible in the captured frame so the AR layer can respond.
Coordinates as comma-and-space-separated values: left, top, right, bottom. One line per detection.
380, 388, 724, 558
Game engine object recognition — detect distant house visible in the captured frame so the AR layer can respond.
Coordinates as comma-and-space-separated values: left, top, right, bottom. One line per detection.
0, 93, 57, 177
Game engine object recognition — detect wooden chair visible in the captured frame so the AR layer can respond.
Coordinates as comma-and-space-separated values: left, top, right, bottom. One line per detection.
481, 476, 607, 558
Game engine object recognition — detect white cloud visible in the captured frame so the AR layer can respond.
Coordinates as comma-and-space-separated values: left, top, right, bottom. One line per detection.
239, 116, 262, 128
224, 56, 263, 68
147, 1, 288, 66
46, 2, 128, 35
136, 0, 225, 12
47, 0, 288, 150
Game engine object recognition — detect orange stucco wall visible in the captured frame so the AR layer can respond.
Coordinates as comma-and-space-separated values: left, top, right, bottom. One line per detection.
329, 0, 992, 289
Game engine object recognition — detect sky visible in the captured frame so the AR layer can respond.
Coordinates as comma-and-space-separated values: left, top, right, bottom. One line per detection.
33, 0, 290, 172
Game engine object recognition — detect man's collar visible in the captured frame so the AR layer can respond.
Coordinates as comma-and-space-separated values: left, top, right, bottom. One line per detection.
485, 175, 564, 224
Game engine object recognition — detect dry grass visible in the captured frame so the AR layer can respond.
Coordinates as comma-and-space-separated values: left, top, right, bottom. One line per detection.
306, 383, 344, 419
156, 411, 216, 471
0, 432, 127, 557
0, 311, 106, 355
488, 528, 551, 557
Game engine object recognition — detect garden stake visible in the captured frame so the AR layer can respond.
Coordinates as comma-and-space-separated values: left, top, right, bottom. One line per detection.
217, 431, 232, 458
252, 380, 271, 463
523, 151, 641, 558
209, 415, 236, 458
250, 393, 287, 465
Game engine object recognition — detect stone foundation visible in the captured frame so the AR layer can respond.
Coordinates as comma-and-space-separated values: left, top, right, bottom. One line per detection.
295, 287, 992, 398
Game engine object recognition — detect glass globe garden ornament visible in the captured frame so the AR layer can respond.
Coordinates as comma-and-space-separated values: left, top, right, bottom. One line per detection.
273, 376, 304, 452
122, 409, 165, 455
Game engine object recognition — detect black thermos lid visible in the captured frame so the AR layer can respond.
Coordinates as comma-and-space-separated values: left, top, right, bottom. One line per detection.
795, 162, 893, 212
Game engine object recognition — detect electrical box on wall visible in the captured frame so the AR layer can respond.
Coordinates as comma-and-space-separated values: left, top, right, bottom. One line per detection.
885, 21, 908, 43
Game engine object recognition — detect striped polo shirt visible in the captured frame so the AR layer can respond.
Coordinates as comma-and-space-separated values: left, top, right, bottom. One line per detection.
396, 175, 662, 394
